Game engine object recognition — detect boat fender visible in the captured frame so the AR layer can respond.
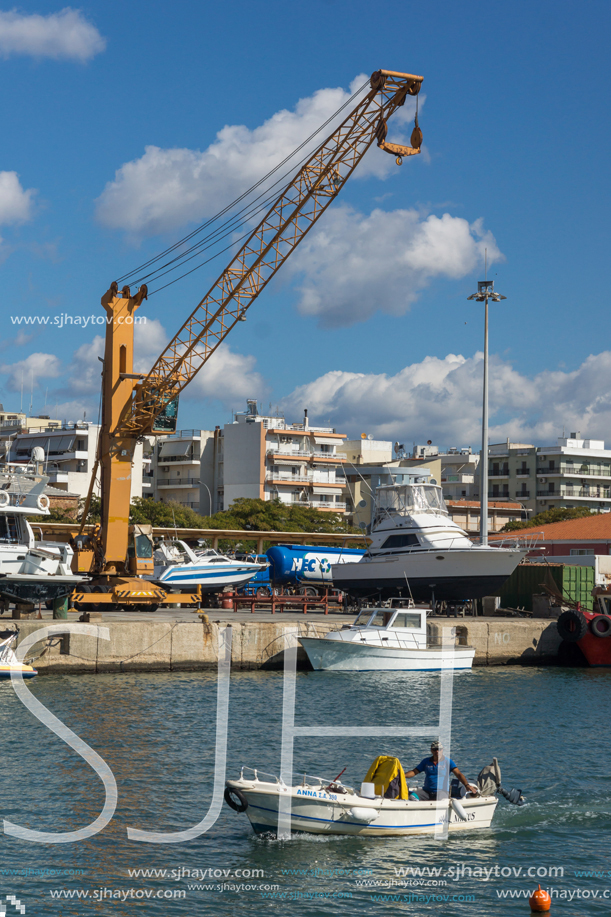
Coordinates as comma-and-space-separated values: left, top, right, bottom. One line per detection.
556, 609, 587, 642
590, 614, 611, 638
224, 787, 248, 813
0, 491, 10, 508
347, 807, 379, 824
37, 494, 50, 511
450, 798, 468, 821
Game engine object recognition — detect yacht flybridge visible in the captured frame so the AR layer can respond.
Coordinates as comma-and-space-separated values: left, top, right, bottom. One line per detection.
332, 482, 526, 603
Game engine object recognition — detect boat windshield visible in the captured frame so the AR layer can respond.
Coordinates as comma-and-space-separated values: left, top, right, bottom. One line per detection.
375, 484, 448, 517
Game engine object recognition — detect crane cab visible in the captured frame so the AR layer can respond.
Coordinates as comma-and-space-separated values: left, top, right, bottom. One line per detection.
127, 524, 155, 576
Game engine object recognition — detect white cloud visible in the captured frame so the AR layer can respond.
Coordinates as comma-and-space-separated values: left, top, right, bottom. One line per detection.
95, 75, 419, 236
133, 318, 265, 408
286, 206, 502, 328
280, 351, 611, 447
0, 171, 35, 224
0, 351, 62, 392
0, 8, 105, 61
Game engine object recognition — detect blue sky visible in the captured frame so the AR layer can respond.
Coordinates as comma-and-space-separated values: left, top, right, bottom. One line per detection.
1, 0, 610, 448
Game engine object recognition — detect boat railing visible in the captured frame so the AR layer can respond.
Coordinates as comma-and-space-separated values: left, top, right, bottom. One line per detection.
239, 766, 354, 792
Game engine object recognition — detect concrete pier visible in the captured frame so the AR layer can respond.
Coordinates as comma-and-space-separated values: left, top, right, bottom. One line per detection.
9, 615, 562, 674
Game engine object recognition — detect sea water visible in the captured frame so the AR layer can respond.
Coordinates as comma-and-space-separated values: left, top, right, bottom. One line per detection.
0, 665, 609, 915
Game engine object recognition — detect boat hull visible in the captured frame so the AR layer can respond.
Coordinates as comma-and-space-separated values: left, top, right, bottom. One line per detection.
155, 566, 262, 592
0, 664, 37, 679
332, 548, 524, 602
298, 636, 475, 671
226, 779, 497, 837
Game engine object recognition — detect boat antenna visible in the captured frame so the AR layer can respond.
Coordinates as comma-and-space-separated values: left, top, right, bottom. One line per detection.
404, 573, 415, 606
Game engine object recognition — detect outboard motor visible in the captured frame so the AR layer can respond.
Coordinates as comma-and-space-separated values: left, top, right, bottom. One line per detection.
477, 757, 525, 806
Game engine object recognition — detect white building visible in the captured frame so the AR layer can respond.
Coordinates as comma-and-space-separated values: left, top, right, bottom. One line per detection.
0, 419, 144, 501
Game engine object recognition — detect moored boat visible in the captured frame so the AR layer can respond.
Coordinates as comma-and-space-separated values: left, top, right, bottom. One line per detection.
0, 630, 37, 679
298, 604, 475, 671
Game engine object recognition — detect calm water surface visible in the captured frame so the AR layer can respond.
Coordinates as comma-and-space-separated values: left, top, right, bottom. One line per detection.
0, 664, 609, 915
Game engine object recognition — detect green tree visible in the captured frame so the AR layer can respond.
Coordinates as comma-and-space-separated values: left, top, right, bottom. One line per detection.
501, 506, 595, 532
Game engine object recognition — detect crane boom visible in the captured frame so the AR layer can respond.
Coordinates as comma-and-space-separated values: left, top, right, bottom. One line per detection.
122, 69, 422, 437
74, 68, 423, 600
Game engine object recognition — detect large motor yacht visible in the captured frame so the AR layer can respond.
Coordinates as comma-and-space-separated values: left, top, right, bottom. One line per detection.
332, 482, 526, 603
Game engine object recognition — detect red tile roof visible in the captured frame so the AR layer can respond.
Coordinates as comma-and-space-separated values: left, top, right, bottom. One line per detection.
490, 514, 611, 542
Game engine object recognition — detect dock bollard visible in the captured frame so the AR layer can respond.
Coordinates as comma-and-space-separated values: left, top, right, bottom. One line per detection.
52, 596, 68, 620
529, 885, 551, 912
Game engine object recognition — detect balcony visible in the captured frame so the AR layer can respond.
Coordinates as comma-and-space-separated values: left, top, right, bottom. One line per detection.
157, 477, 201, 488
266, 473, 311, 484
537, 465, 611, 478
537, 488, 611, 499
515, 491, 530, 499
489, 468, 509, 477
267, 448, 312, 460
312, 451, 347, 461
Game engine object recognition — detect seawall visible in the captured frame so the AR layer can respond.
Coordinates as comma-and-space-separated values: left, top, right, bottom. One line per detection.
10, 617, 562, 674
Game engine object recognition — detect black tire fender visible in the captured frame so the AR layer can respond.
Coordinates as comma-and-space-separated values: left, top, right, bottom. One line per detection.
590, 614, 611, 638
224, 786, 248, 813
557, 609, 588, 643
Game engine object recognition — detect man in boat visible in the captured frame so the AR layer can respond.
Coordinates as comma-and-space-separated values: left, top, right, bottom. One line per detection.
404, 742, 478, 800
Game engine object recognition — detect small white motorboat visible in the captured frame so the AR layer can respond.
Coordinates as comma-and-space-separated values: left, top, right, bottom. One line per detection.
224, 764, 504, 837
0, 630, 37, 679
298, 604, 475, 671
153, 541, 267, 592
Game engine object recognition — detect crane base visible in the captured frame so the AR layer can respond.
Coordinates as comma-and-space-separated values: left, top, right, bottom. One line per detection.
71, 578, 202, 611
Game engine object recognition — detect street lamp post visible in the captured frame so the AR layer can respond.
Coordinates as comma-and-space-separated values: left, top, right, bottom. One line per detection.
467, 272, 506, 546
200, 481, 212, 516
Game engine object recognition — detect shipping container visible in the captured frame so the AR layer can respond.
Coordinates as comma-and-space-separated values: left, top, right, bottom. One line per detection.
496, 562, 595, 612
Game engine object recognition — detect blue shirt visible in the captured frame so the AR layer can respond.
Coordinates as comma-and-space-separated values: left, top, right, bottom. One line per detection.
416, 756, 456, 793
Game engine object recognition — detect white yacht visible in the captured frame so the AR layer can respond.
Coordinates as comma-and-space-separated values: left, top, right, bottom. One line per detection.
153, 541, 267, 592
0, 464, 83, 606
298, 604, 475, 671
332, 482, 526, 603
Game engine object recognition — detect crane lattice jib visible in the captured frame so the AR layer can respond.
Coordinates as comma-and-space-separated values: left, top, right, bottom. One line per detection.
122, 69, 422, 436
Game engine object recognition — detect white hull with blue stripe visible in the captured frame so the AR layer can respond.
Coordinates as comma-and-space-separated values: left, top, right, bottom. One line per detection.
225, 769, 497, 836
153, 541, 266, 592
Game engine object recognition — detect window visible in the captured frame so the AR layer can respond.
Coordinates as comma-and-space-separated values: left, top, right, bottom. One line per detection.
570, 548, 595, 556
135, 534, 153, 558
368, 610, 394, 628
380, 533, 420, 549
392, 612, 422, 629
0, 514, 19, 543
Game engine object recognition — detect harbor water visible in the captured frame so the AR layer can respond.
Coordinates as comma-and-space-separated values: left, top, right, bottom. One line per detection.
0, 665, 609, 915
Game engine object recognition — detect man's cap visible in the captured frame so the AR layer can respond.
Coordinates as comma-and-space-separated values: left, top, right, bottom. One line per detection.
430, 741, 443, 751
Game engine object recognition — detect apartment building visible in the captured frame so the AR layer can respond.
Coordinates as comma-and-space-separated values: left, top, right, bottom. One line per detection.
0, 418, 144, 501
488, 433, 611, 514
146, 401, 349, 515
148, 430, 211, 512
216, 401, 348, 513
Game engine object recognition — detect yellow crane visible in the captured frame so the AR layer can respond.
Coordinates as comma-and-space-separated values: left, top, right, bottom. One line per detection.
71, 68, 424, 610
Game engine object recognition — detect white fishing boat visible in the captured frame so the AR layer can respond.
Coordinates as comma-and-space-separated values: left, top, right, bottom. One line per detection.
224, 760, 518, 837
298, 604, 475, 671
0, 630, 37, 679
332, 482, 527, 603
153, 541, 267, 592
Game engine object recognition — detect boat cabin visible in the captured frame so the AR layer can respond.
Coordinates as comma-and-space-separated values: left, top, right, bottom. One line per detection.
347, 605, 428, 649
374, 483, 449, 525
